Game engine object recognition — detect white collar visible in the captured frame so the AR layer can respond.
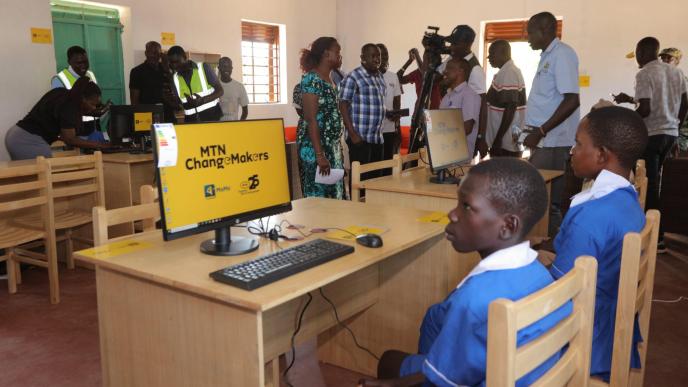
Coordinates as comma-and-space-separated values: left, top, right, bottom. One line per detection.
570, 169, 631, 208
457, 241, 538, 289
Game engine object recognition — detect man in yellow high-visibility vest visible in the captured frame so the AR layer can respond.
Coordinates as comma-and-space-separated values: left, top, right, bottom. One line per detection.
51, 45, 107, 142
167, 45, 224, 122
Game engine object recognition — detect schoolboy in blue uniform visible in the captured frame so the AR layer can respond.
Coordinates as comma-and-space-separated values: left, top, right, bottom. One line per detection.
550, 106, 648, 381
360, 158, 572, 387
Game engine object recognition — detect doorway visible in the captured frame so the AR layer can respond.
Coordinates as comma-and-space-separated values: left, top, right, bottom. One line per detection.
51, 0, 125, 105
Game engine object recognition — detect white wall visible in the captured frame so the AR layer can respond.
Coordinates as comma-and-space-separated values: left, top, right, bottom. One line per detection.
0, 0, 337, 161
336, 0, 688, 122
0, 0, 56, 161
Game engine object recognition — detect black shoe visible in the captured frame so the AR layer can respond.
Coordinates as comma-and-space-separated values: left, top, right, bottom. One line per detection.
657, 240, 667, 254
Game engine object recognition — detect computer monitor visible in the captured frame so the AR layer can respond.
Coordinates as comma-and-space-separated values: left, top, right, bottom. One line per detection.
109, 104, 164, 150
422, 109, 471, 184
154, 119, 292, 256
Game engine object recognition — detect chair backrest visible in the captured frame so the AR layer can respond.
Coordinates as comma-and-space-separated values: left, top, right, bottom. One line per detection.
0, 158, 55, 241
608, 210, 660, 387
351, 155, 402, 202
47, 152, 105, 211
487, 256, 598, 387
633, 164, 648, 210
92, 203, 160, 246
139, 184, 159, 231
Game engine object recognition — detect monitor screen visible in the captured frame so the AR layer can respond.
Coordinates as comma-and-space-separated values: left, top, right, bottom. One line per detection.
155, 119, 292, 242
423, 109, 471, 172
109, 104, 164, 141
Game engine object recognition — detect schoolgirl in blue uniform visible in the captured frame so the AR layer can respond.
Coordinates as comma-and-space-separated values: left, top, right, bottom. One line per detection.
550, 106, 648, 381
360, 158, 572, 387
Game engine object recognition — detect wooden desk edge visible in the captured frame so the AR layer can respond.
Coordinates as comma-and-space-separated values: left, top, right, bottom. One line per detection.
73, 228, 445, 313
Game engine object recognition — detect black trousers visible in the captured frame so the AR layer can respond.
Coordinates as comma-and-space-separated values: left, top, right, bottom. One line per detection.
382, 132, 400, 176
347, 138, 384, 181
643, 134, 677, 211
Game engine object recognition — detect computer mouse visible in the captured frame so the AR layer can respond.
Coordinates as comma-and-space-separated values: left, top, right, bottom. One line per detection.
356, 233, 383, 248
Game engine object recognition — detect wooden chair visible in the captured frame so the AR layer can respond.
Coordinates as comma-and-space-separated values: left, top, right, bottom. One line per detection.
1, 157, 60, 304
15, 153, 105, 269
139, 184, 159, 231
92, 203, 160, 246
633, 163, 648, 211
351, 155, 402, 202
590, 210, 660, 387
487, 256, 598, 387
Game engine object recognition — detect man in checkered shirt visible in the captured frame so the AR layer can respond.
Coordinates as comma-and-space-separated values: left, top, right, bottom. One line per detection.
340, 43, 387, 178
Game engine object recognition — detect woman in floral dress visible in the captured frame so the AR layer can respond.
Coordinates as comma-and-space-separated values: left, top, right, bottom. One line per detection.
297, 37, 344, 199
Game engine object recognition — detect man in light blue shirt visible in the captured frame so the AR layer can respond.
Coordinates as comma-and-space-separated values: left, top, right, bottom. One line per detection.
440, 58, 481, 158
523, 11, 580, 236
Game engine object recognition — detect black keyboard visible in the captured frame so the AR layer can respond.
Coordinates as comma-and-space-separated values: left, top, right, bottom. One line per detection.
209, 239, 354, 290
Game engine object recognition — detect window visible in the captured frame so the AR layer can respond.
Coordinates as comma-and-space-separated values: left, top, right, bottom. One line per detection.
241, 21, 281, 104
483, 20, 563, 98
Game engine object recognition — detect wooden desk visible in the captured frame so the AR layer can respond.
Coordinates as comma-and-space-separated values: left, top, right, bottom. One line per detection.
101, 153, 155, 236
360, 167, 564, 239
75, 198, 467, 386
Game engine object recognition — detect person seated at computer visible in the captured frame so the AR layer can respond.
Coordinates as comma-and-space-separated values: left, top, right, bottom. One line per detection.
439, 58, 481, 158
359, 158, 571, 387
4, 78, 114, 160
166, 45, 224, 122
297, 37, 346, 199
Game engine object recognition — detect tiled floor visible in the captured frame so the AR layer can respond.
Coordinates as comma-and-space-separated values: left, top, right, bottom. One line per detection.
1, 247, 687, 386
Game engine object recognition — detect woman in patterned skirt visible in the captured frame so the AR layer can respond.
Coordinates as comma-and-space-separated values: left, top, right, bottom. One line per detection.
297, 37, 344, 199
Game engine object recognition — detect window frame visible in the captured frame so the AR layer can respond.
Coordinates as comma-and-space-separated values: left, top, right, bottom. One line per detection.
241, 21, 281, 104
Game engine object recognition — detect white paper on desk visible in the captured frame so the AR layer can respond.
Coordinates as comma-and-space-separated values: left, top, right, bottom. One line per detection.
154, 123, 178, 167
315, 167, 344, 185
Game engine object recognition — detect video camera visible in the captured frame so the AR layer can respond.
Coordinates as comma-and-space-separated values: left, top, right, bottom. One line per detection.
422, 26, 452, 61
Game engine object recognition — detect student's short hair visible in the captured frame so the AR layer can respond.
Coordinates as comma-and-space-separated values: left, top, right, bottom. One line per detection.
469, 158, 548, 236
361, 43, 379, 55
637, 37, 660, 53
448, 57, 471, 75
67, 46, 87, 60
584, 106, 649, 170
529, 11, 557, 34
167, 45, 186, 57
490, 39, 511, 56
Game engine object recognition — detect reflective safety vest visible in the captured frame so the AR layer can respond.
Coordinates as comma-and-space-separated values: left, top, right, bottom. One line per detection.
55, 68, 98, 123
173, 62, 219, 116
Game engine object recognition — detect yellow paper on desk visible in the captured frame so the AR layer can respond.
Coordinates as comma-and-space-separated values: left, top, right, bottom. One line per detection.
417, 211, 450, 225
78, 240, 154, 260
326, 225, 386, 241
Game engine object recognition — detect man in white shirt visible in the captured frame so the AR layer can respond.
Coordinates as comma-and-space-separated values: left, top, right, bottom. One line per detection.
486, 40, 526, 157
523, 11, 581, 236
613, 37, 687, 250
440, 58, 481, 158
218, 57, 249, 121
377, 44, 402, 165
442, 25, 488, 157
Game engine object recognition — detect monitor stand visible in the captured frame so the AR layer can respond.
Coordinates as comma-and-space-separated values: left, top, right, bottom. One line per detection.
201, 227, 259, 256
429, 169, 460, 185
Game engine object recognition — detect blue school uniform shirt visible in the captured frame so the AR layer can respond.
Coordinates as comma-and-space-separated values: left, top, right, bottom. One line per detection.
400, 241, 572, 387
550, 170, 645, 381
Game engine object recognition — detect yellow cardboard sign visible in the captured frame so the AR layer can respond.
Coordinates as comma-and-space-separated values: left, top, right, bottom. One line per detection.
417, 211, 450, 225
134, 112, 153, 132
78, 240, 154, 260
326, 225, 386, 242
161, 32, 176, 46
579, 75, 590, 88
31, 28, 52, 44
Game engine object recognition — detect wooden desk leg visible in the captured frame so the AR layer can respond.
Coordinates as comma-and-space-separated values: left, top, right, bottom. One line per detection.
264, 358, 279, 387
96, 268, 265, 386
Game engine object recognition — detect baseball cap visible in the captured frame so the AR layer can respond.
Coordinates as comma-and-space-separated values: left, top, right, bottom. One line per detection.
447, 25, 476, 44
660, 47, 682, 60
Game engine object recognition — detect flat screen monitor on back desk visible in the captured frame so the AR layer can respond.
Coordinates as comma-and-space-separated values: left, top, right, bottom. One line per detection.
154, 119, 292, 256
109, 104, 164, 152
423, 109, 471, 184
